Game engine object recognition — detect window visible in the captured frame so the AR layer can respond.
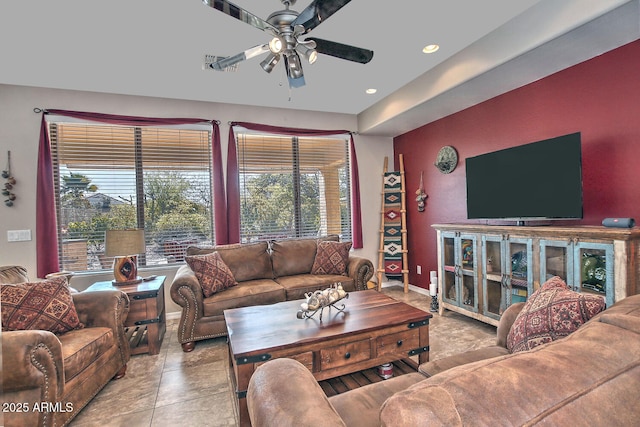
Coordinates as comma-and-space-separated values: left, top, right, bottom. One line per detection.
235, 128, 352, 242
49, 120, 214, 271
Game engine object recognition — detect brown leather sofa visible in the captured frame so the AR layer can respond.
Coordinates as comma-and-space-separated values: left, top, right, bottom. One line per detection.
170, 236, 374, 352
1, 266, 131, 427
246, 294, 640, 426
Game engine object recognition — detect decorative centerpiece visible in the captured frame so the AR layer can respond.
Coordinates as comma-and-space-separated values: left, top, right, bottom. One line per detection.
296, 283, 348, 321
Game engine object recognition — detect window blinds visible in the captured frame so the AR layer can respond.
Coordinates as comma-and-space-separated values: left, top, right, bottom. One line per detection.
235, 130, 352, 242
50, 121, 213, 271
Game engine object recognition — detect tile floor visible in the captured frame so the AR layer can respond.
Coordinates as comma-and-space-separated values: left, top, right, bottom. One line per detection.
70, 286, 496, 427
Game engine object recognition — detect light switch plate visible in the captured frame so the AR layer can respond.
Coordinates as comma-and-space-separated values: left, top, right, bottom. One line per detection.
7, 229, 32, 242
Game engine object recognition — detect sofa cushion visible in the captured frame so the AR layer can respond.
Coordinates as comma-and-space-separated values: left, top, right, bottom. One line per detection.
187, 241, 272, 282
598, 313, 640, 333
1, 277, 84, 334
276, 274, 355, 301
185, 251, 237, 297
58, 326, 115, 381
419, 345, 510, 377
311, 241, 352, 275
0, 265, 29, 284
271, 235, 339, 278
203, 279, 286, 317
506, 276, 605, 353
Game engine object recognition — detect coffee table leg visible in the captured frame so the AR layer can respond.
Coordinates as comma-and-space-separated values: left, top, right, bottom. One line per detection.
419, 325, 430, 364
231, 356, 255, 426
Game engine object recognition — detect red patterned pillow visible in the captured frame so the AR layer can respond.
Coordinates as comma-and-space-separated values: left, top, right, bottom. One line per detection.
506, 276, 606, 353
311, 241, 352, 275
1, 277, 84, 334
185, 251, 237, 297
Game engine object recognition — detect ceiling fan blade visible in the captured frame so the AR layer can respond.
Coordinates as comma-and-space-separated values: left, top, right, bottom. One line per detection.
292, 0, 352, 34
202, 0, 276, 32
209, 44, 269, 70
307, 38, 373, 64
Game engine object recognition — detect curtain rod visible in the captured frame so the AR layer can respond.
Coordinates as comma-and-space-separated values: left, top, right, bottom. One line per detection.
227, 121, 357, 134
33, 108, 220, 125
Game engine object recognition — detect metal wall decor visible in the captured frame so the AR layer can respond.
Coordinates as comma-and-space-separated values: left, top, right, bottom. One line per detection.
415, 171, 427, 211
2, 151, 16, 207
435, 146, 458, 174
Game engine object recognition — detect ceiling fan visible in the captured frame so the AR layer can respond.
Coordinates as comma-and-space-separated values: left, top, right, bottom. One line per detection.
203, 0, 374, 88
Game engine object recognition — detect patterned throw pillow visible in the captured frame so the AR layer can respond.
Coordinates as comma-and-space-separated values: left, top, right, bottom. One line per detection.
1, 276, 84, 334
311, 241, 352, 275
185, 251, 237, 298
506, 276, 606, 353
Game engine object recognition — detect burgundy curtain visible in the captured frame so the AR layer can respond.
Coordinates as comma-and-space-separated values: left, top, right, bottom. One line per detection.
36, 109, 223, 277
227, 122, 363, 248
36, 115, 59, 277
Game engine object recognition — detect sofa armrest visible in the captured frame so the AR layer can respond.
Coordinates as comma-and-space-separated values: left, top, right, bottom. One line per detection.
170, 264, 206, 346
170, 264, 205, 315
347, 256, 375, 291
2, 330, 64, 399
496, 302, 525, 348
247, 358, 346, 427
73, 290, 131, 364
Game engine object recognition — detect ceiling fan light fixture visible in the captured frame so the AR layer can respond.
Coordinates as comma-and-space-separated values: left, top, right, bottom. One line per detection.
285, 52, 304, 79
296, 42, 318, 64
260, 53, 281, 73
268, 37, 284, 54
308, 50, 318, 64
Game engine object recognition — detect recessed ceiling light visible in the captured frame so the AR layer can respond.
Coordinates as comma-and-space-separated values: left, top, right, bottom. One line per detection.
422, 44, 440, 54
365, 88, 377, 94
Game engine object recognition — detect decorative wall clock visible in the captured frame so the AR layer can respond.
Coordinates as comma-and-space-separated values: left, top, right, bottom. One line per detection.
435, 146, 458, 174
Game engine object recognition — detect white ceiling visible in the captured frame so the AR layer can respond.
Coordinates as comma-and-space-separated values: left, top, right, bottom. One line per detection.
1, 0, 638, 137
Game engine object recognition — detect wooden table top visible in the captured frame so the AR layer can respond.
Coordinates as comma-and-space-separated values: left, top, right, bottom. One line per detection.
224, 290, 432, 357
84, 275, 165, 296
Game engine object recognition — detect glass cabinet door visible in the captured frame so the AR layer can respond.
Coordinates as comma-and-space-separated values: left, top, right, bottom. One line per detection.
506, 237, 533, 305
441, 232, 457, 306
574, 241, 614, 307
459, 234, 478, 313
439, 231, 478, 312
540, 239, 573, 286
482, 235, 505, 321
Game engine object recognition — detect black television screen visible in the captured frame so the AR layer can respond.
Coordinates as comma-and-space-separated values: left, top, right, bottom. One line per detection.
465, 132, 583, 221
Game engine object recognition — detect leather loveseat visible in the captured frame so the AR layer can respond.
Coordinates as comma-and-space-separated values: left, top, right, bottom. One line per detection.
1, 266, 131, 427
246, 293, 640, 426
170, 235, 374, 352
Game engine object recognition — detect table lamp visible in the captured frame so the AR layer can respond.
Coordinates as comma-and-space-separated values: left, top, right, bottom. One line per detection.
105, 229, 145, 285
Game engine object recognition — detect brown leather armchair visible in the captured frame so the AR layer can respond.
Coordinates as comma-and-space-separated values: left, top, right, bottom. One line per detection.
1, 266, 131, 427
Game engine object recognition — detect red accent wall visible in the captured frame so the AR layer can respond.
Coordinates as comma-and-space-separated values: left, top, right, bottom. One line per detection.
393, 39, 640, 290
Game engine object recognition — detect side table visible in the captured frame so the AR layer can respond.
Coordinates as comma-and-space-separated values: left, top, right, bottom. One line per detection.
85, 276, 167, 355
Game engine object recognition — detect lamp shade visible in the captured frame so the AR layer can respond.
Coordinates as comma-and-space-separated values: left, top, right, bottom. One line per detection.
105, 229, 146, 257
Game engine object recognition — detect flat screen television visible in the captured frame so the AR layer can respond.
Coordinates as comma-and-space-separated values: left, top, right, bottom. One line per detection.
465, 132, 583, 222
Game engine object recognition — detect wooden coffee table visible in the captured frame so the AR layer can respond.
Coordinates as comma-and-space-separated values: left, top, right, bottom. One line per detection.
224, 290, 432, 426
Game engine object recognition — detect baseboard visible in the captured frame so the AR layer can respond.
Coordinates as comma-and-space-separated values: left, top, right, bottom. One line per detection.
381, 281, 431, 296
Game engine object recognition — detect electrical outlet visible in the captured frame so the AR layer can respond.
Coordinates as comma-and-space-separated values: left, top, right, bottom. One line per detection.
417, 265, 422, 275
7, 229, 32, 242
